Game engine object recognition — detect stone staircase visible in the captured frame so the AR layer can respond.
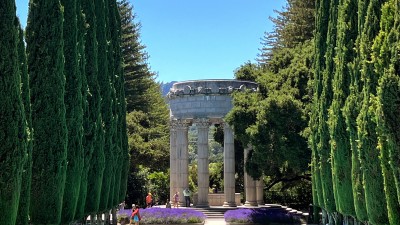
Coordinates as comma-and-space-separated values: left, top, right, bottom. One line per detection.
193, 207, 232, 219
193, 204, 309, 222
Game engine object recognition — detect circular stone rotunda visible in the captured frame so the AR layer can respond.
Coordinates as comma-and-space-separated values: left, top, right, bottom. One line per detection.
167, 79, 265, 207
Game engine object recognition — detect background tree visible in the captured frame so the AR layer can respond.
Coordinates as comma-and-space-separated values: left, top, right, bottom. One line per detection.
118, 0, 170, 206
26, 0, 67, 223
0, 2, 27, 224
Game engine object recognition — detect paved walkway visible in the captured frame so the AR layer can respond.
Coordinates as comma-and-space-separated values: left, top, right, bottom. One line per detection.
204, 218, 226, 225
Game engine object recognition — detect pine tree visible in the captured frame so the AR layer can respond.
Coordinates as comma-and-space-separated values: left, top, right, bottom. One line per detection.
60, 0, 85, 222
16, 22, 32, 225
26, 0, 67, 223
0, 2, 27, 224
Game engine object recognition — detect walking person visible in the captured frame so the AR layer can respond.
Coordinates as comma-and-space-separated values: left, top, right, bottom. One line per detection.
173, 191, 179, 208
183, 187, 191, 207
130, 205, 141, 225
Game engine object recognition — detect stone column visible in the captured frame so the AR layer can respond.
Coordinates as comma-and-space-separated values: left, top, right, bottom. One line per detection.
223, 123, 236, 207
244, 145, 257, 206
256, 179, 264, 205
176, 119, 189, 205
196, 118, 210, 207
169, 120, 177, 202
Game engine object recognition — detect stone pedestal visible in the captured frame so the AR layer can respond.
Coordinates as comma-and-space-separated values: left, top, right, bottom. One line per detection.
223, 123, 236, 207
196, 118, 210, 207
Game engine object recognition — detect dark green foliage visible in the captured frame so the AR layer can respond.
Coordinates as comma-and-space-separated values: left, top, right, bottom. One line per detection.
327, 0, 357, 216
61, 0, 85, 222
0, 2, 27, 224
26, 0, 67, 223
16, 23, 32, 225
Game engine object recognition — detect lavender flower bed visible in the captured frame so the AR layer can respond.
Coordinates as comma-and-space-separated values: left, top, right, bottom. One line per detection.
224, 208, 301, 224
117, 208, 206, 224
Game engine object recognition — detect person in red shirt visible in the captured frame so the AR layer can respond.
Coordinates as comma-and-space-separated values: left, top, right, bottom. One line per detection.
130, 205, 141, 225
145, 193, 153, 208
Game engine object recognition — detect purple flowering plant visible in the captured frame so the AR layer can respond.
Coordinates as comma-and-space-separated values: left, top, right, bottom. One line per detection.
224, 208, 301, 224
118, 207, 206, 224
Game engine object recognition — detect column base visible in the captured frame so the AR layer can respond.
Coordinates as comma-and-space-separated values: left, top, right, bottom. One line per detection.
223, 202, 237, 207
244, 201, 258, 206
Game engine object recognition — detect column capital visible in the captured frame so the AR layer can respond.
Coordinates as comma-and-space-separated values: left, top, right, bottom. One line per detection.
194, 118, 210, 128
175, 119, 190, 130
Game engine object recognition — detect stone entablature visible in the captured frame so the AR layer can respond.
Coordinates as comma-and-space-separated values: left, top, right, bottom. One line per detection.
168, 80, 258, 120
167, 79, 258, 99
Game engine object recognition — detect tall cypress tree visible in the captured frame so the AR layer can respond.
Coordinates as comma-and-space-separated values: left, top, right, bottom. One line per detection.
318, 0, 338, 218
342, 0, 370, 222
60, 0, 85, 223
16, 23, 32, 225
97, 0, 114, 213
372, 2, 400, 224
0, 2, 27, 224
310, 0, 330, 211
83, 0, 105, 216
327, 0, 357, 217
109, 0, 125, 207
26, 0, 68, 224
74, 0, 89, 220
356, 0, 389, 224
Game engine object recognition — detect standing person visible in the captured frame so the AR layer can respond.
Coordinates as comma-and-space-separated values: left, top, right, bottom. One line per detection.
183, 188, 191, 207
173, 191, 179, 208
145, 193, 152, 208
130, 205, 141, 225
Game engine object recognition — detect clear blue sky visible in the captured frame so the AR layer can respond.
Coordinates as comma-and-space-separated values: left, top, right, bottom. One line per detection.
16, 0, 286, 83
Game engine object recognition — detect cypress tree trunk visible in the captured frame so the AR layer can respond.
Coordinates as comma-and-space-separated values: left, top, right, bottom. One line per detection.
84, 0, 105, 216
328, 0, 357, 217
356, 0, 389, 224
26, 0, 67, 224
16, 23, 33, 225
61, 0, 85, 223
0, 2, 27, 224
97, 0, 114, 213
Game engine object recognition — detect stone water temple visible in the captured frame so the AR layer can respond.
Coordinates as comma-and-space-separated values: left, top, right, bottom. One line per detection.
167, 79, 264, 207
